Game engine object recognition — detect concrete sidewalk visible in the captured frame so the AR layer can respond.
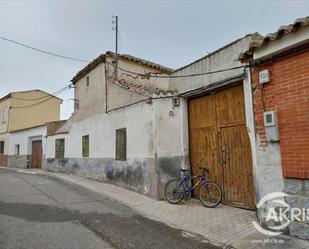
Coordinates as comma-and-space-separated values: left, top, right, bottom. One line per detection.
2, 167, 309, 249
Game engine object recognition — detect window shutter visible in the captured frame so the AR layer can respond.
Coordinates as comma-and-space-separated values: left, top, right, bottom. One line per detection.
82, 135, 89, 157
55, 139, 65, 158
0, 141, 4, 155
116, 128, 126, 161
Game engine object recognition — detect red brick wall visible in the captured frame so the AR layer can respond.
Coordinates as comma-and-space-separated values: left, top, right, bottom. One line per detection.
0, 155, 8, 167
252, 49, 309, 179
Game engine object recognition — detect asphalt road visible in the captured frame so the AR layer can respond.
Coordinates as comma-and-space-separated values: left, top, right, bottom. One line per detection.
0, 168, 219, 249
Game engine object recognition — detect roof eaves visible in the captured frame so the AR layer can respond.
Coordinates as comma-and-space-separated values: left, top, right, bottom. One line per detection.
9, 124, 46, 133
173, 33, 258, 73
71, 51, 174, 84
71, 54, 106, 84
240, 16, 309, 62
0, 93, 11, 103
7, 89, 63, 102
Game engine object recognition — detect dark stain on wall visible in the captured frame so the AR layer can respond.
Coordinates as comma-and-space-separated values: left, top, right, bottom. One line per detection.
158, 157, 184, 179
44, 158, 149, 197
157, 156, 189, 199
105, 160, 145, 192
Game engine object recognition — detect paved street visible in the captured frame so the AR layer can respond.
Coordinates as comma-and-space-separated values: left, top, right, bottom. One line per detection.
0, 168, 218, 249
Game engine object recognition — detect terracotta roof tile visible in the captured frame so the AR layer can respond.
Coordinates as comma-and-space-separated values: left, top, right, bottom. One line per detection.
72, 51, 174, 83
113, 79, 177, 97
239, 16, 309, 61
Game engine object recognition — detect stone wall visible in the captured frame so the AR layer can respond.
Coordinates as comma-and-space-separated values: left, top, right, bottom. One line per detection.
285, 178, 309, 240
8, 155, 30, 169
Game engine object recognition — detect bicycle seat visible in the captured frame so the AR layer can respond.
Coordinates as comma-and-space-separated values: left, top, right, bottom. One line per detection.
180, 169, 189, 172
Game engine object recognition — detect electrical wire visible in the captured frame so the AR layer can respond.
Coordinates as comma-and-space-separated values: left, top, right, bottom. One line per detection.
105, 61, 247, 79
11, 85, 72, 101
87, 25, 112, 59
0, 36, 90, 63
11, 86, 71, 108
121, 22, 137, 55
1, 35, 248, 79
106, 95, 174, 113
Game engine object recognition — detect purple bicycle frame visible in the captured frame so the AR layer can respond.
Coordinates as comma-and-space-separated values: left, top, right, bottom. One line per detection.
179, 174, 210, 194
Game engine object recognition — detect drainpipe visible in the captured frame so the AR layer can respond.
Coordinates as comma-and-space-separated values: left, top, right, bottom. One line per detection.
245, 65, 260, 204
104, 62, 108, 113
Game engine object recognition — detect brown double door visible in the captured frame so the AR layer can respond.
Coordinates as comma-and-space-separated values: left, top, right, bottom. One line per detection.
188, 84, 255, 209
32, 140, 42, 169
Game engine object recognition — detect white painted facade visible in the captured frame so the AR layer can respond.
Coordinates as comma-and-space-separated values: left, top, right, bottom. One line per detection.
44, 54, 177, 198
45, 36, 262, 200
8, 125, 47, 156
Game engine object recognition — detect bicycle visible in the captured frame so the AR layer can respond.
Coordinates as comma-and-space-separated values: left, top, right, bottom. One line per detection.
164, 167, 222, 208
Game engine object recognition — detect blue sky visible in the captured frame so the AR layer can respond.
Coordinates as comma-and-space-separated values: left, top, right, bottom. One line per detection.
0, 0, 308, 119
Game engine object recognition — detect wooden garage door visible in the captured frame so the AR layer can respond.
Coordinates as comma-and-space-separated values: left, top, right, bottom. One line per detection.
188, 84, 255, 209
32, 140, 42, 169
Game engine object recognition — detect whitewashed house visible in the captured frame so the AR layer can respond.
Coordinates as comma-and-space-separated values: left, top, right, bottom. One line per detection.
7, 120, 66, 169
44, 52, 176, 198
8, 125, 47, 169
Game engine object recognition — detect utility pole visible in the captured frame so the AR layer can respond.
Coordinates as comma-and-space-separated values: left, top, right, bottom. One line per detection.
112, 15, 118, 80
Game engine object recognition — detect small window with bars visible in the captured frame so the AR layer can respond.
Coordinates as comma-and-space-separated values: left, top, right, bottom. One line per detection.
0, 141, 4, 155
116, 128, 126, 161
82, 135, 89, 158
55, 139, 65, 158
15, 144, 20, 155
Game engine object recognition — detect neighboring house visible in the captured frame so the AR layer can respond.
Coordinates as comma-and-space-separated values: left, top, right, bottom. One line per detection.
240, 17, 309, 240
8, 125, 47, 169
0, 90, 63, 168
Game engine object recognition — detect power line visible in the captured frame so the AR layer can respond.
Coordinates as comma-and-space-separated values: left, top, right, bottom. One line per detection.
0, 36, 90, 63
87, 25, 112, 59
105, 61, 247, 79
121, 22, 137, 55
11, 85, 72, 101
1, 35, 248, 79
150, 65, 248, 78
11, 86, 71, 108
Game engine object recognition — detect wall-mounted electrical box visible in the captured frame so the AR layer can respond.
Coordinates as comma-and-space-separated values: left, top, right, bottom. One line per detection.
259, 69, 270, 84
172, 97, 180, 108
263, 111, 279, 142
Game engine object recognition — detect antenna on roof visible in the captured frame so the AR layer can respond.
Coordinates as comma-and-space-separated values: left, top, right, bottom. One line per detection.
112, 15, 119, 80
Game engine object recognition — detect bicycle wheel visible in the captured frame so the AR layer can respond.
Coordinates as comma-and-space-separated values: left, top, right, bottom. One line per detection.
199, 181, 222, 208
164, 179, 185, 204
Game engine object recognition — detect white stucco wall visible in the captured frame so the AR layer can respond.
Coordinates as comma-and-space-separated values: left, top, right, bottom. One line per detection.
46, 102, 157, 159
8, 125, 47, 156
169, 36, 253, 93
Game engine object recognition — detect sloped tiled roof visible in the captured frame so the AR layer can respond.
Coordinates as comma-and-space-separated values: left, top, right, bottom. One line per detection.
71, 51, 174, 83
239, 16, 309, 61
113, 79, 177, 97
